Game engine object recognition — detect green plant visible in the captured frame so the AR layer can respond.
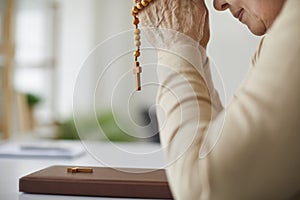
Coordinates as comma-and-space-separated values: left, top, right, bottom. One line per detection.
57, 111, 136, 142
26, 93, 42, 108
56, 118, 80, 140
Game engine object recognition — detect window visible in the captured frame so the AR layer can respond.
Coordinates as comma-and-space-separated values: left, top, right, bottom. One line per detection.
14, 0, 58, 125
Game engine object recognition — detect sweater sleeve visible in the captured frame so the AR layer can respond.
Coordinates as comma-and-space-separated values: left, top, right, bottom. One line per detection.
156, 0, 300, 199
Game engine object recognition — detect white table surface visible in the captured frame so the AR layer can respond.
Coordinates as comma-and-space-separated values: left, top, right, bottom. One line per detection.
0, 140, 168, 200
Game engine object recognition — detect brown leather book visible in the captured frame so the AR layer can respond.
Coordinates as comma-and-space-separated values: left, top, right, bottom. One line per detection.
19, 165, 173, 199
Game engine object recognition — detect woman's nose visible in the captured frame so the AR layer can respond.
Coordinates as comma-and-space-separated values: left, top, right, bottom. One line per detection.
213, 0, 229, 11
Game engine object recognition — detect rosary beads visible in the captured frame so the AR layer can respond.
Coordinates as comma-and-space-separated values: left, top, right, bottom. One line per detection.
132, 0, 154, 91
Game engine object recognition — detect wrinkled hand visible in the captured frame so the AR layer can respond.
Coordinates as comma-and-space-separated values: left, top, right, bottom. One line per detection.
139, 0, 210, 50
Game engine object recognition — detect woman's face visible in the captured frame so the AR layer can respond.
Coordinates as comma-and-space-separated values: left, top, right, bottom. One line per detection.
213, 0, 287, 35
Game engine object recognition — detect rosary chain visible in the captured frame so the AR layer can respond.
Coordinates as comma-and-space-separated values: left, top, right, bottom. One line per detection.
132, 0, 154, 91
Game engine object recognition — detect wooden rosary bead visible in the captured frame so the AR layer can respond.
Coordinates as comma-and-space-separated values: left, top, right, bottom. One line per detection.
135, 29, 141, 34
134, 51, 140, 57
135, 40, 141, 47
132, 11, 137, 17
132, 6, 139, 13
133, 17, 139, 25
137, 2, 144, 9
135, 34, 140, 40
141, 0, 149, 7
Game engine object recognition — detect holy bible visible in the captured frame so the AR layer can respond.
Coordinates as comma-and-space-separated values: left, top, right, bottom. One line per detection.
19, 165, 173, 199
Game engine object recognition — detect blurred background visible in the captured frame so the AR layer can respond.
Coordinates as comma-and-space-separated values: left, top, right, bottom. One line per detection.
0, 0, 261, 142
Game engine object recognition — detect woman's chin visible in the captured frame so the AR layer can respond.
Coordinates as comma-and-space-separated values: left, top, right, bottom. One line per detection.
247, 24, 267, 36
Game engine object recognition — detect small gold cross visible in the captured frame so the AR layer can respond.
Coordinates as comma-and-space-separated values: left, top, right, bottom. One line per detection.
67, 167, 93, 173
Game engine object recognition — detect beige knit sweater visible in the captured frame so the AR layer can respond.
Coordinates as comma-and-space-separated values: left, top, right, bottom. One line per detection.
156, 0, 300, 199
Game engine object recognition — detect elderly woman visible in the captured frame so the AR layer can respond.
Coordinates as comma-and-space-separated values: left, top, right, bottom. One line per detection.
139, 0, 300, 199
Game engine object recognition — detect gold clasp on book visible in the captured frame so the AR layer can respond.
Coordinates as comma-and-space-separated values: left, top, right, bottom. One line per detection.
67, 167, 93, 173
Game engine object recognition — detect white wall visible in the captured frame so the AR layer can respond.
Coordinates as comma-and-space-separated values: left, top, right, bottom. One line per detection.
56, 0, 97, 119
